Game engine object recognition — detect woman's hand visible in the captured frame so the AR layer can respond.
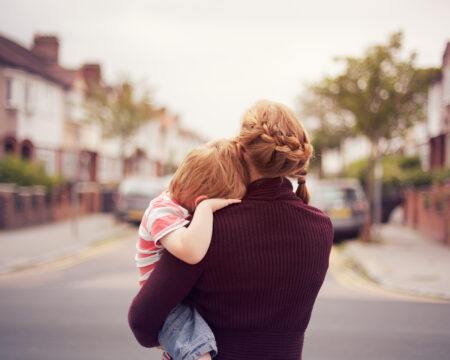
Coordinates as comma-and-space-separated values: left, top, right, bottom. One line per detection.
197, 198, 241, 213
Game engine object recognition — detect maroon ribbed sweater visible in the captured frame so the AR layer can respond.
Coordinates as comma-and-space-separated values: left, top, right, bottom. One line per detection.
128, 177, 333, 359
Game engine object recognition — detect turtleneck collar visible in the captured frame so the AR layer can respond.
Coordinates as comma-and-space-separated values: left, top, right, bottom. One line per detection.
243, 177, 298, 201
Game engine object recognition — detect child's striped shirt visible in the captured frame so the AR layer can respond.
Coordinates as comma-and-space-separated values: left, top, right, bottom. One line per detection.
135, 192, 190, 285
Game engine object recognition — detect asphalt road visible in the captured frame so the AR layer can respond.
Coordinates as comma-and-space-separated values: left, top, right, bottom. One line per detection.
0, 234, 449, 360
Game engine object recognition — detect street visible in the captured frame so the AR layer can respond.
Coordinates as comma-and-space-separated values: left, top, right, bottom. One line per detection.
0, 233, 449, 360
1, 2, 450, 359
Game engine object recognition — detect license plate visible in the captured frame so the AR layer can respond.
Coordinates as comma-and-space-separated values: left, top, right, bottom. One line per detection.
329, 207, 351, 219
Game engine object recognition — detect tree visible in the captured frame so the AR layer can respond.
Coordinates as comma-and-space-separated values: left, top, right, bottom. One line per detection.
300, 32, 440, 240
84, 81, 160, 166
300, 93, 354, 177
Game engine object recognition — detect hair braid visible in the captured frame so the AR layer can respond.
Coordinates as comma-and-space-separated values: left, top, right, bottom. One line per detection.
237, 100, 313, 204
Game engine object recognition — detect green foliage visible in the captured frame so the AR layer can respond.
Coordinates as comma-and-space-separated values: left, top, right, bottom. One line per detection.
302, 32, 440, 145
84, 81, 159, 155
0, 156, 64, 191
344, 155, 448, 190
399, 169, 433, 188
344, 157, 369, 183
398, 156, 421, 170
433, 168, 450, 185
301, 31, 440, 235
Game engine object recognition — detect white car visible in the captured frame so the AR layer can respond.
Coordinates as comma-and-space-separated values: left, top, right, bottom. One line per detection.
115, 176, 171, 223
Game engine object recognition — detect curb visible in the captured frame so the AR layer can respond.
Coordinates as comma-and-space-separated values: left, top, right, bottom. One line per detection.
337, 243, 450, 302
0, 225, 134, 276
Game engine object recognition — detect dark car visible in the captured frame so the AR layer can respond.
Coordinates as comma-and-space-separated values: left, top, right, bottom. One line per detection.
115, 176, 170, 223
308, 178, 368, 238
291, 175, 369, 240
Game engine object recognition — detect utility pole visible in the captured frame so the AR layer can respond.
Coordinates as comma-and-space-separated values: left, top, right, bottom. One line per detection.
374, 158, 383, 224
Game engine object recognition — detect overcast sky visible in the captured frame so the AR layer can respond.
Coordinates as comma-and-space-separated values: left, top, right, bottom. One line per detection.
1, 0, 449, 139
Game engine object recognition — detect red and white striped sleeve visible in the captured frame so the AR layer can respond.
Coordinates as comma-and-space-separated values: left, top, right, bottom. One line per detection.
135, 192, 190, 285
143, 192, 190, 243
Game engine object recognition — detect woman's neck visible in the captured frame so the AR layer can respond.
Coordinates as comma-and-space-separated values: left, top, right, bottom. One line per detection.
247, 163, 264, 183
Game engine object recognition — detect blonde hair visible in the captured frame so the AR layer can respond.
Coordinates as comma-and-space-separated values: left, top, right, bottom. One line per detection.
169, 139, 249, 211
237, 100, 313, 204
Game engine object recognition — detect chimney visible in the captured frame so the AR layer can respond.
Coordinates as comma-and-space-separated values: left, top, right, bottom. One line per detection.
31, 35, 59, 65
81, 63, 102, 87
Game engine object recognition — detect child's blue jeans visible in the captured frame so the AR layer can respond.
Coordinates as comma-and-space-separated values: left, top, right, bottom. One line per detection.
158, 303, 217, 360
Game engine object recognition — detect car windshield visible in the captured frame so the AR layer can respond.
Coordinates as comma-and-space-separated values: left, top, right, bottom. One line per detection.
312, 185, 360, 208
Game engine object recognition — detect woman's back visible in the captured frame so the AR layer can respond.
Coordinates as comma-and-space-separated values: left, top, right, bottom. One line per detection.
128, 101, 334, 359
185, 177, 333, 359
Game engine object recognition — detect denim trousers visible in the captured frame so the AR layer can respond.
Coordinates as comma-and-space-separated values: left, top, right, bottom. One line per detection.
158, 303, 217, 360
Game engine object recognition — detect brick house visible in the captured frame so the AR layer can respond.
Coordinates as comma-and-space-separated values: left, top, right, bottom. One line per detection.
0, 34, 70, 172
131, 109, 206, 177
403, 42, 450, 246
0, 34, 127, 183
427, 42, 450, 170
1, 32, 206, 186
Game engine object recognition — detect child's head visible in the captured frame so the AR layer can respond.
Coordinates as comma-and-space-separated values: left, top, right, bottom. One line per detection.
168, 139, 249, 212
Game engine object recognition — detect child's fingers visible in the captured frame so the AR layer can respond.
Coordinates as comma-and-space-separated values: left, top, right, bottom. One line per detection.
206, 198, 241, 212
226, 199, 241, 204
220, 199, 241, 208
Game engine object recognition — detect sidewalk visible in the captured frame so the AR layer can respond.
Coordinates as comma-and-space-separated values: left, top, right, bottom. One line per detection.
0, 213, 134, 274
340, 223, 450, 301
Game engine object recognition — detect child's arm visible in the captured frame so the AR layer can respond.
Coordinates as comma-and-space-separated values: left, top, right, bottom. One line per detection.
159, 198, 240, 265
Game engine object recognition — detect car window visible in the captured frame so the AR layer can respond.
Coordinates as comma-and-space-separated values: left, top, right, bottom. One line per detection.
312, 184, 361, 208
313, 186, 343, 207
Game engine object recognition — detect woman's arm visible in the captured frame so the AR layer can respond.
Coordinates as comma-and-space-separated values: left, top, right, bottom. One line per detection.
159, 198, 240, 265
128, 250, 206, 347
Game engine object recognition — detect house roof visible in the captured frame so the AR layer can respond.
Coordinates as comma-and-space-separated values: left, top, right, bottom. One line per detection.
0, 33, 73, 88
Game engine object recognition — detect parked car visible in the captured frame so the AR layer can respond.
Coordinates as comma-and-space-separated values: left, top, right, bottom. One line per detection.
115, 176, 171, 223
308, 178, 369, 238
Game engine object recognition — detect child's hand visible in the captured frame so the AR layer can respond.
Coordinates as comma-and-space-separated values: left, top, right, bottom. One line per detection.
198, 198, 241, 212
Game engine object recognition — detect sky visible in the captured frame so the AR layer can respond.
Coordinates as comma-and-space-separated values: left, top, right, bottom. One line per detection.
0, 0, 449, 140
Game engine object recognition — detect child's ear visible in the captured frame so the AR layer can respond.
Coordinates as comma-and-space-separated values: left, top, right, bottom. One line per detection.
194, 195, 208, 207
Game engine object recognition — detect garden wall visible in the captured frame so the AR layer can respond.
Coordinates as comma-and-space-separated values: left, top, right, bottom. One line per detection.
0, 183, 115, 230
404, 184, 450, 245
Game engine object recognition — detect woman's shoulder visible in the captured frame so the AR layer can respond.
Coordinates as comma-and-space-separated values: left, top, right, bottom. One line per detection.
210, 199, 333, 254
287, 199, 331, 218
285, 199, 333, 232
214, 198, 331, 227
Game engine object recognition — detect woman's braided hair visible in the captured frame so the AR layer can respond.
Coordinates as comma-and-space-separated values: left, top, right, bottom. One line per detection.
237, 100, 313, 204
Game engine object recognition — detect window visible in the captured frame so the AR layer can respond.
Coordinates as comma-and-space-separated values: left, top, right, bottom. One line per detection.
24, 83, 30, 107
3, 137, 17, 154
61, 152, 78, 179
5, 77, 13, 107
35, 148, 57, 175
21, 141, 34, 160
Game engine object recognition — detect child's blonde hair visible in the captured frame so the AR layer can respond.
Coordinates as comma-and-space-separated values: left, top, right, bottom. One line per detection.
169, 139, 249, 211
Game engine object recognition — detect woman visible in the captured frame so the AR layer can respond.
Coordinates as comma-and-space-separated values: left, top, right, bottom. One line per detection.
128, 100, 334, 359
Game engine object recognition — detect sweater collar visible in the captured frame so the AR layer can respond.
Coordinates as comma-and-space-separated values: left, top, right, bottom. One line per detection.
243, 177, 298, 201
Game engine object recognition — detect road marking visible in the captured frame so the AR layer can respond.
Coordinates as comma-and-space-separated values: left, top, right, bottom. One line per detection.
0, 231, 136, 282
329, 247, 447, 303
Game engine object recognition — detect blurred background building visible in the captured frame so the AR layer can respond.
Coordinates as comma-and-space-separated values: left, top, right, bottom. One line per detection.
428, 42, 450, 171
0, 32, 205, 229
0, 33, 204, 181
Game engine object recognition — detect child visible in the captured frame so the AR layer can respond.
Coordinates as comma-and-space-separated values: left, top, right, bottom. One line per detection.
135, 139, 248, 360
